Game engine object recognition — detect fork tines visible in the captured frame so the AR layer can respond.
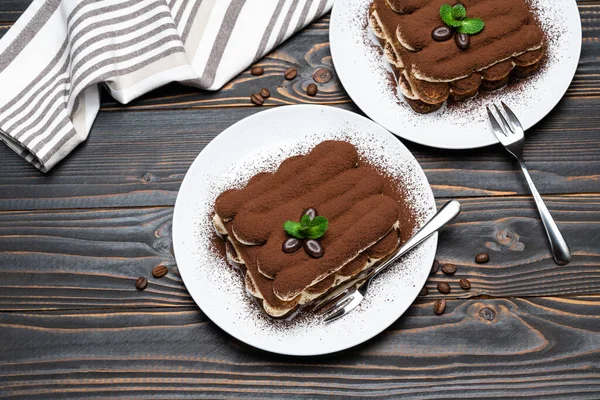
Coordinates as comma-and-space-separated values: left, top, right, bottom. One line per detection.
486, 102, 525, 143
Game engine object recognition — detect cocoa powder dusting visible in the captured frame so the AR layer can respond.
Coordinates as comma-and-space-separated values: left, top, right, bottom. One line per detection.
214, 141, 419, 314
372, 0, 545, 81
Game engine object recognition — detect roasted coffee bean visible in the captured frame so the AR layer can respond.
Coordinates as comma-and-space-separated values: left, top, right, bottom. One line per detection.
259, 88, 270, 98
251, 66, 264, 76
455, 33, 470, 50
431, 259, 440, 274
475, 252, 490, 263
459, 278, 471, 290
301, 207, 318, 221
152, 264, 168, 278
306, 83, 318, 97
313, 68, 333, 83
135, 276, 148, 290
284, 67, 298, 80
250, 93, 264, 106
419, 286, 429, 296
437, 281, 451, 294
304, 239, 324, 258
282, 237, 302, 253
432, 26, 453, 41
434, 299, 446, 315
442, 263, 457, 275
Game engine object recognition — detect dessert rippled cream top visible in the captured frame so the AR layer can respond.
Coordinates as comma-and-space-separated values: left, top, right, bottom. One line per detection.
374, 0, 544, 81
213, 141, 416, 317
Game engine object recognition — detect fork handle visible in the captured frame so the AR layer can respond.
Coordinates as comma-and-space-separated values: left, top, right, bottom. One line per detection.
363, 200, 461, 283
519, 161, 571, 265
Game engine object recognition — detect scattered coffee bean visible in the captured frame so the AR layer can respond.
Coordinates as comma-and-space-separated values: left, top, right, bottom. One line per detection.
475, 252, 490, 263
455, 33, 470, 50
431, 259, 440, 275
152, 264, 168, 278
442, 263, 457, 275
304, 239, 324, 258
250, 93, 264, 106
434, 299, 446, 315
306, 83, 318, 97
437, 281, 451, 294
282, 237, 302, 253
419, 286, 429, 296
135, 276, 148, 290
301, 207, 318, 221
259, 88, 270, 98
313, 68, 333, 84
459, 278, 471, 290
284, 67, 298, 80
432, 26, 453, 41
251, 66, 264, 76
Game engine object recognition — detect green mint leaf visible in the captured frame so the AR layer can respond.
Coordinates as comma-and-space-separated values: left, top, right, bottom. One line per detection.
440, 4, 462, 27
458, 17, 484, 34
300, 214, 312, 228
305, 216, 328, 239
451, 4, 466, 20
284, 221, 305, 239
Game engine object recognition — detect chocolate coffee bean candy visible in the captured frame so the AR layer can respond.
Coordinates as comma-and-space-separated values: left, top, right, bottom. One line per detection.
250, 93, 264, 106
432, 26, 453, 41
442, 263, 457, 275
459, 278, 471, 290
301, 207, 318, 221
259, 88, 270, 98
306, 83, 318, 97
313, 68, 333, 84
251, 66, 264, 76
431, 259, 440, 275
434, 299, 446, 315
135, 276, 148, 290
475, 252, 490, 263
437, 281, 451, 294
304, 239, 324, 258
419, 286, 429, 296
282, 237, 302, 253
152, 264, 168, 278
284, 67, 298, 80
455, 33, 470, 50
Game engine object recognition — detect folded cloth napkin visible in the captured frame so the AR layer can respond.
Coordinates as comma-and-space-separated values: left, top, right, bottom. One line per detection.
0, 0, 334, 172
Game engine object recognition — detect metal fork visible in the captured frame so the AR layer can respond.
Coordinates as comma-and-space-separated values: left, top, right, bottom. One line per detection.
487, 102, 571, 266
314, 200, 461, 323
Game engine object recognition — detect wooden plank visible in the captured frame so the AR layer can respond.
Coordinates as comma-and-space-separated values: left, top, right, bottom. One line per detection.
92, 4, 599, 111
0, 97, 599, 210
0, 0, 29, 23
0, 3, 599, 110
0, 295, 598, 399
0, 195, 598, 311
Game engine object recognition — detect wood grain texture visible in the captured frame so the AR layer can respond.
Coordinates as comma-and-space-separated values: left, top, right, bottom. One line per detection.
0, 195, 598, 311
0, 2, 599, 398
0, 0, 29, 23
0, 97, 599, 211
0, 296, 598, 399
94, 4, 599, 111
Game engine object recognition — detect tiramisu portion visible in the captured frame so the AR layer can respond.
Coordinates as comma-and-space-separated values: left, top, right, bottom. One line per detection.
212, 141, 415, 318
369, 0, 546, 113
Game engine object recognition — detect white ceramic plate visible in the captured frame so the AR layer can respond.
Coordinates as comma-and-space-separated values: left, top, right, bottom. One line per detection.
330, 0, 582, 149
173, 105, 437, 356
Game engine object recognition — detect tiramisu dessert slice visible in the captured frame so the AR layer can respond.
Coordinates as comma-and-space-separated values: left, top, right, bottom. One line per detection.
212, 141, 416, 318
369, 0, 546, 113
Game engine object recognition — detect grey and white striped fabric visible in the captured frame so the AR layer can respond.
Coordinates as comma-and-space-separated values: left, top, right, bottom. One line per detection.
0, 0, 334, 172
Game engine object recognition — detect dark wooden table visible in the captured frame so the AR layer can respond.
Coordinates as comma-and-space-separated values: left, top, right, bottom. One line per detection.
1, 1, 599, 398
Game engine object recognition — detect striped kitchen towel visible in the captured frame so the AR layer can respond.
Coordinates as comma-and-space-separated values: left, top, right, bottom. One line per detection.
0, 0, 334, 172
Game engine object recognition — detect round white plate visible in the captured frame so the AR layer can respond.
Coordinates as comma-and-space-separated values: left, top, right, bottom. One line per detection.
173, 105, 437, 356
330, 0, 582, 149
